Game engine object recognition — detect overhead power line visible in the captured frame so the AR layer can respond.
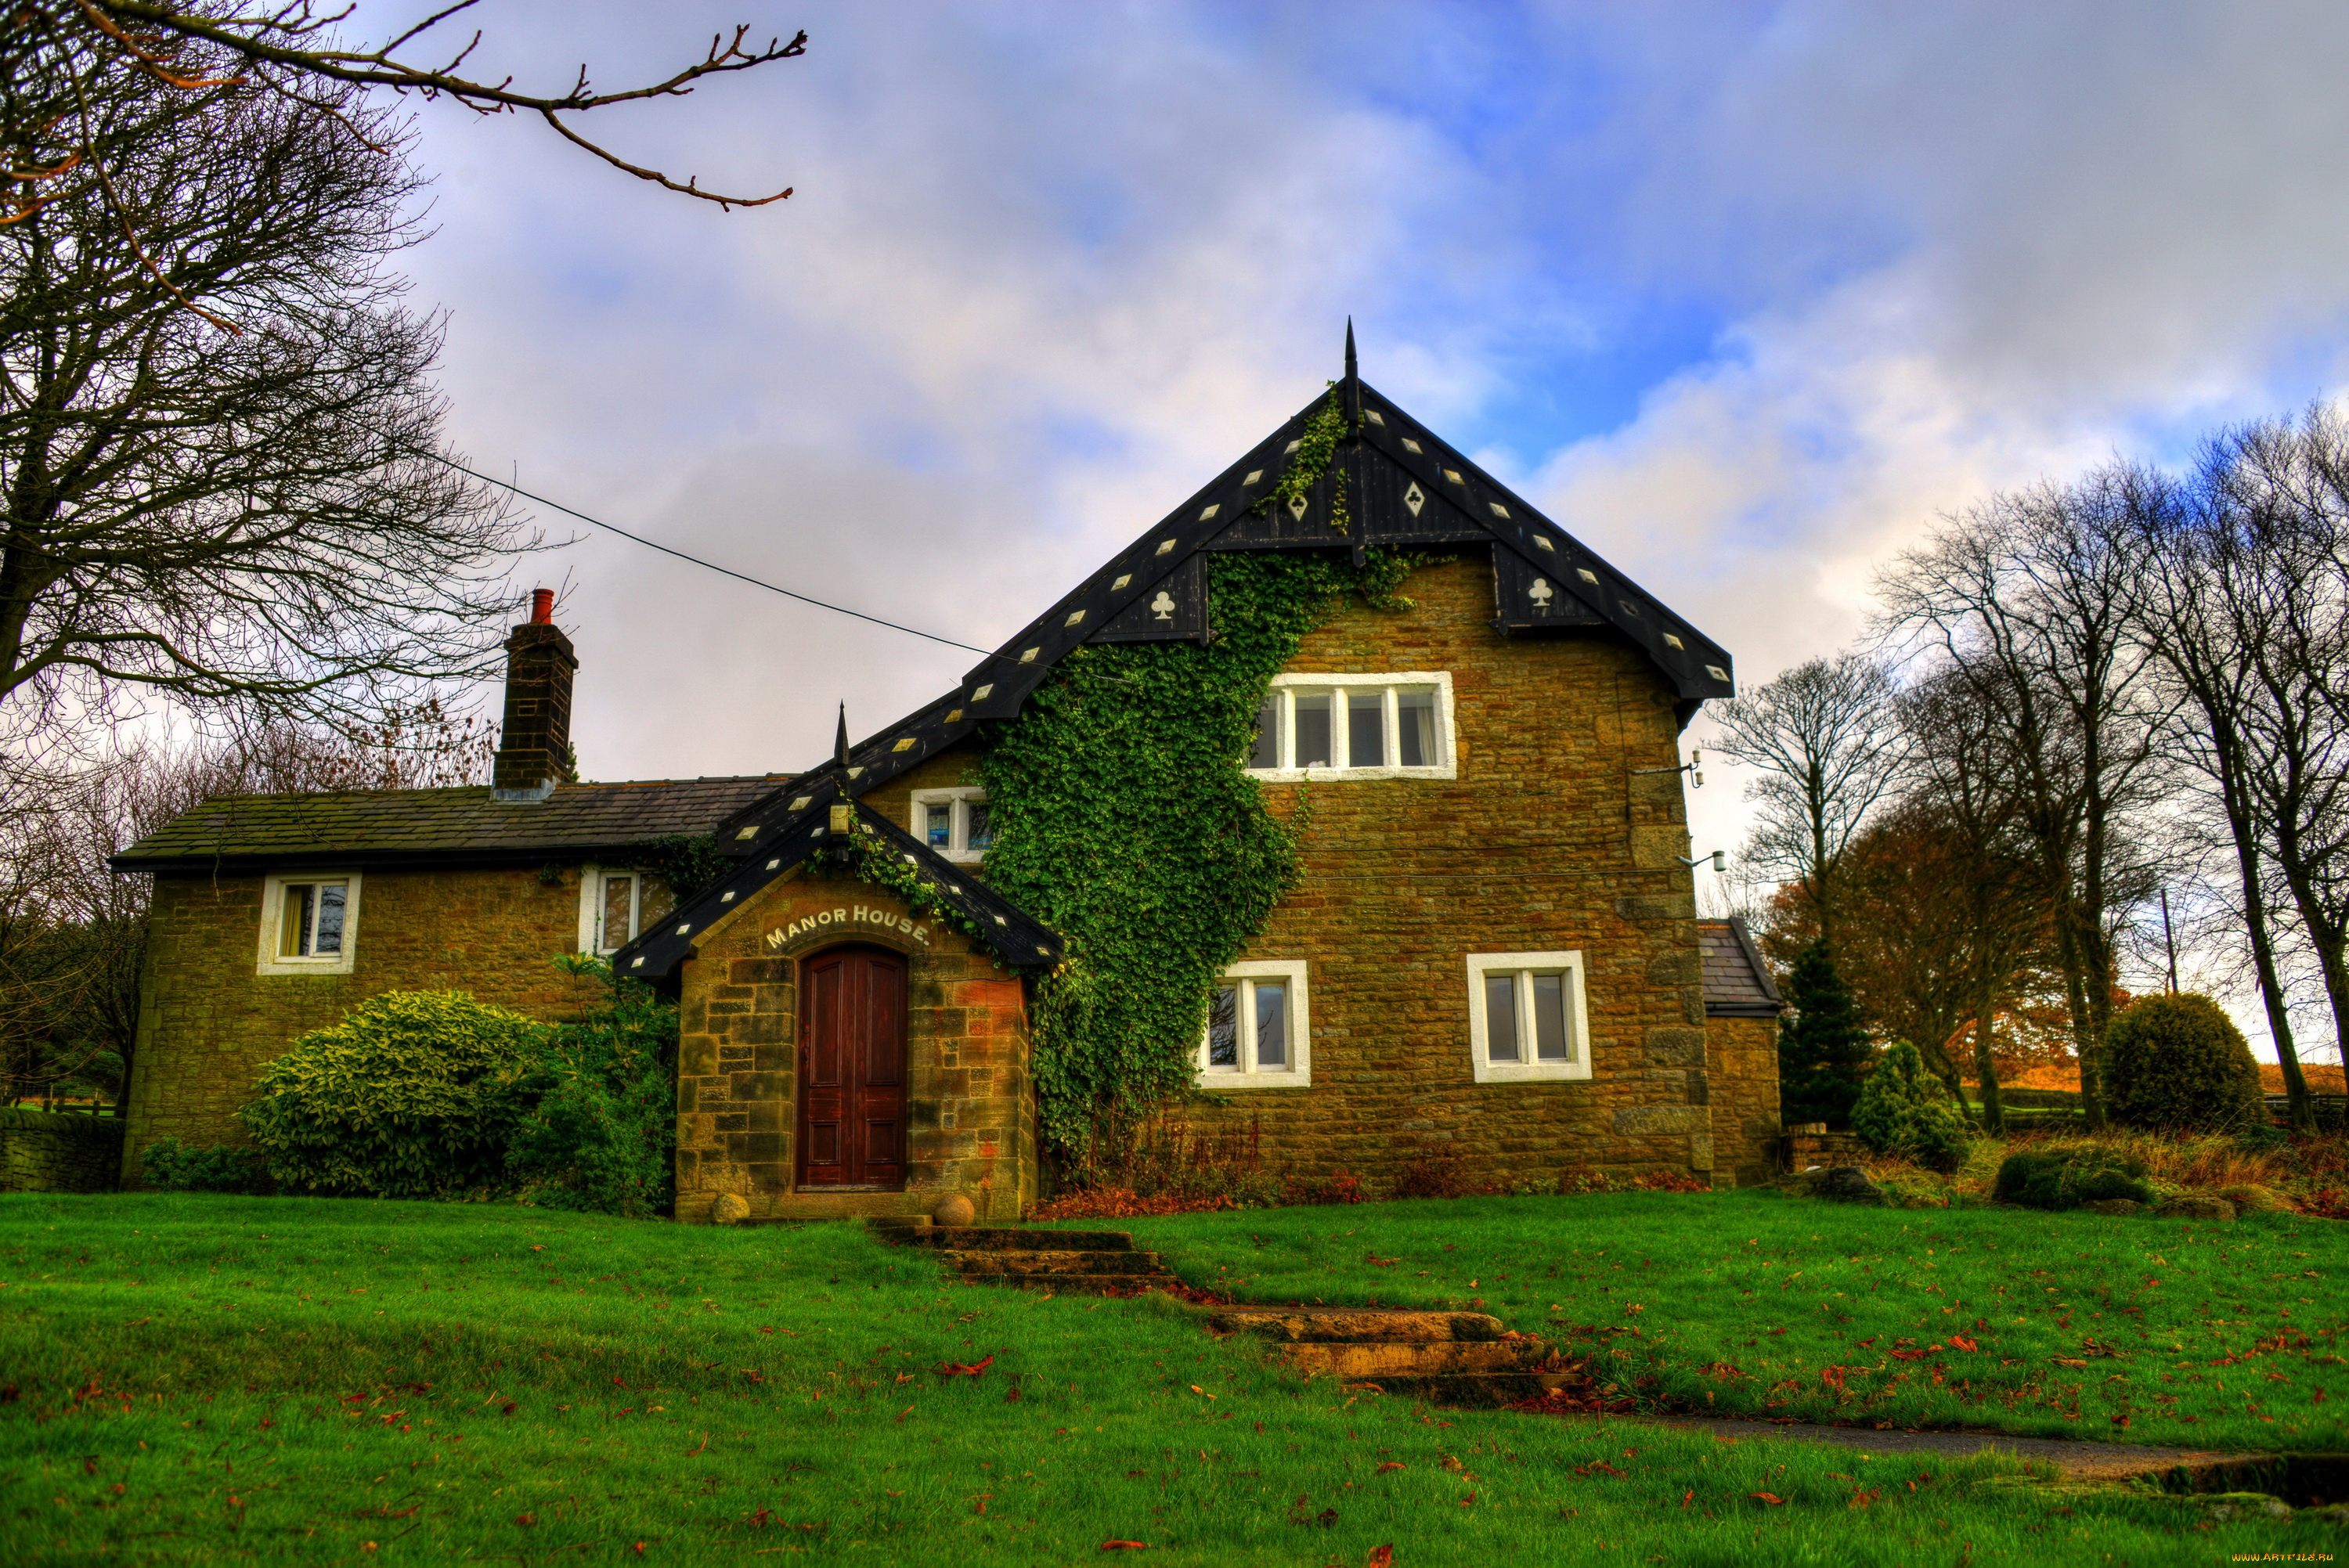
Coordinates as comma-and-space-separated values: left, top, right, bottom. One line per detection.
428, 451, 998, 660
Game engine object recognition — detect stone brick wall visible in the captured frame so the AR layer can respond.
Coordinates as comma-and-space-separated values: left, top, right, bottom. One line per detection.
1149, 552, 1727, 1188
122, 863, 619, 1185
1, 1108, 126, 1193
670, 874, 1034, 1224
1706, 1015, 1783, 1187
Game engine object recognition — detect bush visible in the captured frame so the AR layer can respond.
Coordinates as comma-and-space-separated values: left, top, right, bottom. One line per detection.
240, 990, 549, 1198
1993, 1147, 2156, 1211
506, 956, 679, 1217
140, 1137, 269, 1194
1851, 1040, 1974, 1173
2102, 993, 2268, 1134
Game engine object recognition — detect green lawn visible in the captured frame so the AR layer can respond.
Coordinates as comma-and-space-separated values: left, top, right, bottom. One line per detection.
0, 1193, 2328, 1564
1046, 1188, 2349, 1454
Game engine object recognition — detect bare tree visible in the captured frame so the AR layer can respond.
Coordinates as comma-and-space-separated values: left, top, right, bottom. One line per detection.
2, 52, 535, 752
1877, 468, 2169, 1129
1705, 652, 1907, 947
4, 1, 806, 229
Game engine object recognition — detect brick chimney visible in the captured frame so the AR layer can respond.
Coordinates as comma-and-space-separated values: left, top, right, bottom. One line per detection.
492, 589, 577, 798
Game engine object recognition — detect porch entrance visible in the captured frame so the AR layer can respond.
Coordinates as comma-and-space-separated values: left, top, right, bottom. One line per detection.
796, 944, 907, 1189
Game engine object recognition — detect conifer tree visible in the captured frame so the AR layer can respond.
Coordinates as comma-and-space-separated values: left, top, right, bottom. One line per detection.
1778, 940, 1872, 1126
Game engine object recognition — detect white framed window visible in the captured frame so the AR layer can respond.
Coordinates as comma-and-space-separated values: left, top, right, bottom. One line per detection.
256, 872, 362, 975
579, 865, 671, 956
1466, 950, 1592, 1083
1246, 672, 1456, 781
1196, 958, 1311, 1088
908, 788, 994, 863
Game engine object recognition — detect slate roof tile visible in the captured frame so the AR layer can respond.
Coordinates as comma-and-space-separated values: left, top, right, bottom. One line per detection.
1698, 917, 1784, 1018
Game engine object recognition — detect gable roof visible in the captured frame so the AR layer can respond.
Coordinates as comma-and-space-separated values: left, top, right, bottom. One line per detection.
1698, 917, 1784, 1018
110, 775, 792, 874
712, 339, 1737, 839
612, 775, 1063, 985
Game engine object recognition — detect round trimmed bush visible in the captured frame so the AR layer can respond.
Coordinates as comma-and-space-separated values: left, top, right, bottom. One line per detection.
2102, 993, 2267, 1134
240, 990, 550, 1197
1850, 1040, 1973, 1172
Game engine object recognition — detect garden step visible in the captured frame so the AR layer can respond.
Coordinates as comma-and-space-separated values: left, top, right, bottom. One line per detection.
1273, 1340, 1535, 1379
900, 1226, 1136, 1253
1211, 1308, 1506, 1344
980, 1274, 1174, 1296
945, 1249, 1170, 1278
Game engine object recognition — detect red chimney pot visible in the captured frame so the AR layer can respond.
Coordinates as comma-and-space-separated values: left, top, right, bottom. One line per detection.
529, 588, 554, 625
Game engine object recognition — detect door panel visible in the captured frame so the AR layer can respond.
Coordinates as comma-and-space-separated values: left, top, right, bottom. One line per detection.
797, 946, 908, 1188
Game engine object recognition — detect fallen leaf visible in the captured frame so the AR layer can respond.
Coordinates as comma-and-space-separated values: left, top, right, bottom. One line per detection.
1749, 1493, 1784, 1506
939, 1354, 995, 1378
1376, 1462, 1405, 1475
1099, 1541, 1148, 1552
516, 1513, 538, 1527
1369, 1548, 1395, 1568
1948, 1335, 1979, 1352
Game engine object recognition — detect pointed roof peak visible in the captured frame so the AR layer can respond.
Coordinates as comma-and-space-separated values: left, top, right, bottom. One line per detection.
1343, 318, 1359, 420
833, 702, 850, 767
1344, 317, 1357, 380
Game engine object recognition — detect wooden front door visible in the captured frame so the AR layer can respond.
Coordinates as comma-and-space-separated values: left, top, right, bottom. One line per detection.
797, 945, 907, 1189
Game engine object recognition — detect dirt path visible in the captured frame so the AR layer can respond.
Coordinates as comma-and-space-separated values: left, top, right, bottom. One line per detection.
1626, 1413, 2253, 1480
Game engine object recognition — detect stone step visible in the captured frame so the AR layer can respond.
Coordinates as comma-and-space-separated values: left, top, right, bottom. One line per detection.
977, 1274, 1174, 1296
1211, 1308, 1506, 1344
901, 1226, 1135, 1253
946, 1249, 1170, 1278
1275, 1341, 1535, 1379
1359, 1372, 1553, 1408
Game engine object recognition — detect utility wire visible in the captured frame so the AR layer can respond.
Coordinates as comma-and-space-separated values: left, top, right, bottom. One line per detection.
427, 450, 1001, 661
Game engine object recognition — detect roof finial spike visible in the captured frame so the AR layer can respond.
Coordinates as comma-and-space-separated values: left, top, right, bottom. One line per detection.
834, 702, 850, 769
1343, 316, 1360, 423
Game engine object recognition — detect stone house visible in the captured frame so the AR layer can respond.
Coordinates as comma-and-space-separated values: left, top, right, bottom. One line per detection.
614, 338, 1784, 1221
114, 341, 1784, 1217
109, 595, 790, 1184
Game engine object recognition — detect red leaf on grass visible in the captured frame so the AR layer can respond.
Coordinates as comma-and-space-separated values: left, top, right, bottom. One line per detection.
1948, 1335, 1979, 1352
1681, 1489, 1694, 1509
939, 1354, 995, 1378
1099, 1541, 1148, 1552
1376, 1462, 1405, 1474
1749, 1492, 1785, 1505
1369, 1548, 1395, 1568
2111, 1415, 2131, 1429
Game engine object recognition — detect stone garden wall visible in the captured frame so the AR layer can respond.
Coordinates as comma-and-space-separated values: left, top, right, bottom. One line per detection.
1, 1108, 126, 1193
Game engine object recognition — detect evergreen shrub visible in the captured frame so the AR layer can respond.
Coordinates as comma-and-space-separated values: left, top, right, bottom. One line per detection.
2102, 993, 2268, 1134
139, 1137, 269, 1194
507, 956, 679, 1217
1777, 941, 1871, 1126
1850, 1040, 1973, 1172
1993, 1147, 2156, 1210
240, 991, 548, 1197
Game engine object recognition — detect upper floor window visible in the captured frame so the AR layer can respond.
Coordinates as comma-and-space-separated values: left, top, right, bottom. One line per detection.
1196, 958, 1312, 1087
910, 788, 993, 863
1466, 950, 1592, 1083
257, 871, 361, 975
1246, 672, 1456, 780
579, 866, 673, 956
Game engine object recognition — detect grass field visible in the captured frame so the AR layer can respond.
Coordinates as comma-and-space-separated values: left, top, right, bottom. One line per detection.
1049, 1188, 2349, 1453
0, 1192, 2333, 1564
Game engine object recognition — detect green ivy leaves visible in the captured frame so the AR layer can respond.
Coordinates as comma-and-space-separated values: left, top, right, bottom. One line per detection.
976, 548, 1429, 1166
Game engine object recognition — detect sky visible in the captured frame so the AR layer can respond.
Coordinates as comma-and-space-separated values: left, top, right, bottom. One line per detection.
374, 0, 2349, 1044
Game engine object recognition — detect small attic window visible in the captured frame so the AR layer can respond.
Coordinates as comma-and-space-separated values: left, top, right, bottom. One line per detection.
913, 788, 992, 863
